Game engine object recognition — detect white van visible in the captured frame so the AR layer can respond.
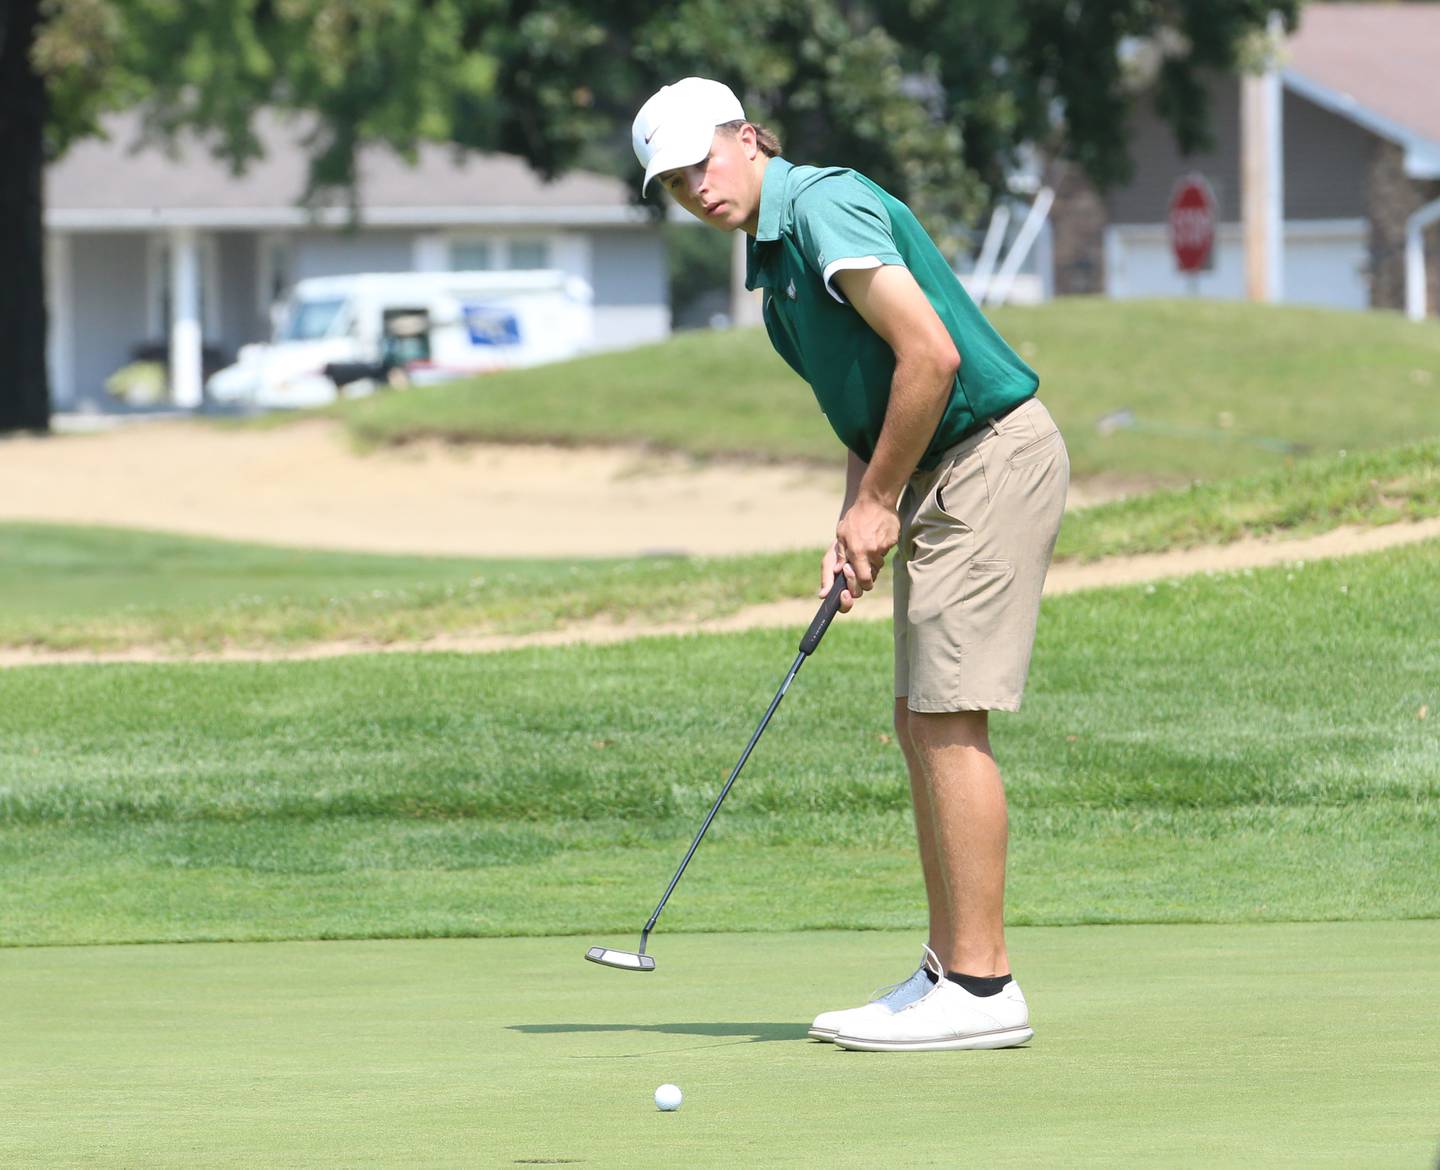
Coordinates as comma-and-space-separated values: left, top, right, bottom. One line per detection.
206, 269, 594, 408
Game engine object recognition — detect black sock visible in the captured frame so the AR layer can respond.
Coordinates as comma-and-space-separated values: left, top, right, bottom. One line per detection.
945, 971, 1013, 997
923, 967, 939, 984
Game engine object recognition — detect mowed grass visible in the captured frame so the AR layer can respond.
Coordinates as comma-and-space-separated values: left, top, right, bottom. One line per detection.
3, 435, 1438, 651
321, 300, 1440, 481
3, 925, 1437, 1170
1, 540, 1435, 946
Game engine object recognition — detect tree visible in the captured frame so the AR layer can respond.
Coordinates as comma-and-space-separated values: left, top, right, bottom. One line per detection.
3, 0, 1294, 431
1, 0, 50, 431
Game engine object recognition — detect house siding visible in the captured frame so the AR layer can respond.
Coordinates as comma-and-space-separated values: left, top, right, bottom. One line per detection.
589, 229, 669, 350
70, 234, 149, 408
1105, 76, 1373, 228
1106, 74, 1242, 227
1282, 91, 1371, 220
215, 231, 263, 354
291, 230, 417, 281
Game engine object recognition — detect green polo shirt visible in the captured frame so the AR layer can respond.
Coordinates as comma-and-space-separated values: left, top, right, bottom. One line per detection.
745, 156, 1038, 470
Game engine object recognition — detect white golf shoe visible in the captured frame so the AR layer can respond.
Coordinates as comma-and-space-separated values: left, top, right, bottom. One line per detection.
808, 946, 942, 1042
833, 973, 1034, 1052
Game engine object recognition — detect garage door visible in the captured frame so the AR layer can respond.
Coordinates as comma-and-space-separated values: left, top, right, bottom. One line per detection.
1105, 219, 1368, 309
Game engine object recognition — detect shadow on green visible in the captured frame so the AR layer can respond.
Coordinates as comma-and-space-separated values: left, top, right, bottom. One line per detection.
509, 1021, 810, 1046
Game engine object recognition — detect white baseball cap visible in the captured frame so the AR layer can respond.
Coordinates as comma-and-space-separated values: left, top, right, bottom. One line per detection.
632, 77, 746, 195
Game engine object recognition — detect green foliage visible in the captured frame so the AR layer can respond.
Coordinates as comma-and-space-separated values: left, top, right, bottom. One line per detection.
13, 0, 1298, 434
30, 0, 1296, 217
664, 220, 732, 327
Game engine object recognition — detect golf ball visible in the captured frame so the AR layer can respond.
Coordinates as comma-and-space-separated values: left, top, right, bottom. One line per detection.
654, 1083, 683, 1111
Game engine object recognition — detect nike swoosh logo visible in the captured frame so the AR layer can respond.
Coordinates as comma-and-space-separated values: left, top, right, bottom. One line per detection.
644, 126, 659, 144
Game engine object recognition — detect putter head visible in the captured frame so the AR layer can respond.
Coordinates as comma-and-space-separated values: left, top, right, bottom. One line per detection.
585, 945, 656, 972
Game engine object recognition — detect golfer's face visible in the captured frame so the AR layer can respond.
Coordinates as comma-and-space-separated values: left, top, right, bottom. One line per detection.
659, 131, 753, 231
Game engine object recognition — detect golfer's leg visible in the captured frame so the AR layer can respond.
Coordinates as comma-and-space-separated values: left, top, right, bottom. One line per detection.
904, 709, 1010, 977
893, 698, 950, 958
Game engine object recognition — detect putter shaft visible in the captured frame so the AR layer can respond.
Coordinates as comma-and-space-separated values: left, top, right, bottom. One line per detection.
636, 575, 847, 954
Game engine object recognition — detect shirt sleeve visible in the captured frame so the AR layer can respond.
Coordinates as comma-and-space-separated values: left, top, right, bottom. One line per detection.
791, 174, 905, 304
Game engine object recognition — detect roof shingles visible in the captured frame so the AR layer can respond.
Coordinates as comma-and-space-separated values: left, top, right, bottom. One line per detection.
47, 110, 636, 219
1285, 3, 1440, 147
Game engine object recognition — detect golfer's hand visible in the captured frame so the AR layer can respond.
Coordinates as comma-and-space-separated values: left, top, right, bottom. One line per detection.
819, 541, 859, 613
835, 496, 899, 597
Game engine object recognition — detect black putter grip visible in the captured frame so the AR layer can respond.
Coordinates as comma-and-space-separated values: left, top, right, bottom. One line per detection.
799, 574, 848, 656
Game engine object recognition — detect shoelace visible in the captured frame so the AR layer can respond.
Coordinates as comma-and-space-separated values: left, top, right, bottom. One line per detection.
868, 943, 945, 1003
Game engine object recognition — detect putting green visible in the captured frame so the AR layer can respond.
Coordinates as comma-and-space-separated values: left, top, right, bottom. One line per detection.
3, 923, 1436, 1168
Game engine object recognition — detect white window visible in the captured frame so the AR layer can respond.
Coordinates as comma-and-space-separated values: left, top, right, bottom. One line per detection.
450, 240, 495, 271
507, 238, 550, 269
448, 236, 552, 271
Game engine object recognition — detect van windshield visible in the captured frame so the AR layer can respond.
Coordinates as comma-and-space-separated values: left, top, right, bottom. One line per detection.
277, 297, 348, 342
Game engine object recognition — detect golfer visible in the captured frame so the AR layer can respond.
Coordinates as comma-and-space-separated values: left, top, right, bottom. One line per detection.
633, 78, 1068, 1051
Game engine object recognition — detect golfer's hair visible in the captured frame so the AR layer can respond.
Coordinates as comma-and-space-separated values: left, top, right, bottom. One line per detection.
719, 119, 782, 157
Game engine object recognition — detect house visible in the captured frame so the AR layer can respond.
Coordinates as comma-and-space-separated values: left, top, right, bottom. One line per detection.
44, 110, 667, 411
1046, 3, 1440, 315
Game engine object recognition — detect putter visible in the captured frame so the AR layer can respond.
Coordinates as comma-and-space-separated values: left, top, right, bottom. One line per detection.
585, 573, 849, 972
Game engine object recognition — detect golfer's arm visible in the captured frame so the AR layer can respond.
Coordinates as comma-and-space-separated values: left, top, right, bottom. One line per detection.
833, 265, 960, 508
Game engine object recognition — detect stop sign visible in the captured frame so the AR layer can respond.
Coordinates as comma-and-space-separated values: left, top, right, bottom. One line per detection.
1168, 174, 1217, 273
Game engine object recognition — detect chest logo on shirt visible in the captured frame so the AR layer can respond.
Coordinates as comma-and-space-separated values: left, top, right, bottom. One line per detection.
786, 278, 797, 301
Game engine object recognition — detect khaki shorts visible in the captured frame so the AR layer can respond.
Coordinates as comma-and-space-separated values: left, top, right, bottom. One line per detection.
893, 397, 1069, 713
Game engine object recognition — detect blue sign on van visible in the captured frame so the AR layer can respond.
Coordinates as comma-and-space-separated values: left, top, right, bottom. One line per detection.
462, 303, 522, 346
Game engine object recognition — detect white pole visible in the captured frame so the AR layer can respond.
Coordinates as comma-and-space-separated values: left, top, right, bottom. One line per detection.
1265, 12, 1284, 302
1405, 196, 1440, 322
169, 227, 204, 407
969, 204, 1011, 305
987, 187, 1054, 307
1243, 12, 1284, 302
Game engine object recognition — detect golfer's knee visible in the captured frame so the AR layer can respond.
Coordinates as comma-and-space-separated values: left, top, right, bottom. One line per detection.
905, 708, 990, 751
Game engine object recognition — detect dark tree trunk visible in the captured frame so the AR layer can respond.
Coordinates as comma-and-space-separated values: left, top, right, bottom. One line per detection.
0, 0, 50, 433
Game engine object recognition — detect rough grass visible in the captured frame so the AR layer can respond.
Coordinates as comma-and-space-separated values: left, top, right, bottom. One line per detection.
1, 541, 1435, 946
1056, 437, 1440, 559
0, 523, 813, 651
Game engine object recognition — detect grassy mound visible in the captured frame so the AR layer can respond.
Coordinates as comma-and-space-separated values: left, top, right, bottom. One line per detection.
319, 300, 1440, 481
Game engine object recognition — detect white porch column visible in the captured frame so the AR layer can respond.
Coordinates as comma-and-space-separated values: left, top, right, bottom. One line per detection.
169, 226, 204, 408
45, 232, 75, 409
